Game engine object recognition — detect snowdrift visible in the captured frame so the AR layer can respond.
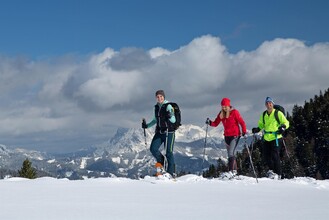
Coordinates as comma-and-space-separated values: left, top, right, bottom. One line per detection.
1, 175, 328, 220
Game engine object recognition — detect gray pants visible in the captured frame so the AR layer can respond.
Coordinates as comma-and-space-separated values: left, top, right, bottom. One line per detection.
224, 136, 240, 171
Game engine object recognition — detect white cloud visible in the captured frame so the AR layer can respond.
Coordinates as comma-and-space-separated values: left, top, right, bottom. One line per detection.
148, 47, 171, 59
1, 36, 329, 152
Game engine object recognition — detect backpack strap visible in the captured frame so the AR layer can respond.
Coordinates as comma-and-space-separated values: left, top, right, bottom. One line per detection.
262, 110, 266, 125
263, 109, 281, 125
274, 109, 280, 125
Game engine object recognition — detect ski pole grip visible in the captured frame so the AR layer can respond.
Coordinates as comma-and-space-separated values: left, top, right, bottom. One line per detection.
142, 118, 146, 136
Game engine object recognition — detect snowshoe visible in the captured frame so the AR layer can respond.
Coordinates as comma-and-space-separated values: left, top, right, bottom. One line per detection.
219, 171, 237, 180
267, 170, 280, 180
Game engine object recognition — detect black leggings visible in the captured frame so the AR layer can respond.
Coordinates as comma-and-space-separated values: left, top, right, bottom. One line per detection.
262, 138, 283, 175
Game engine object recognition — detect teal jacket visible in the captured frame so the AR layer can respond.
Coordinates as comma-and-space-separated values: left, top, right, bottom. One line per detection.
147, 100, 176, 128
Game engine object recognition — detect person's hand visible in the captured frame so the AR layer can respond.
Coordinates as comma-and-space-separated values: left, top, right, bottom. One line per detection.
277, 124, 286, 134
142, 119, 147, 129
205, 118, 211, 125
252, 127, 260, 134
242, 131, 247, 137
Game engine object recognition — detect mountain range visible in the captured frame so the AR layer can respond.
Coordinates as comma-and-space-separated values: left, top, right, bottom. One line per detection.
0, 124, 250, 179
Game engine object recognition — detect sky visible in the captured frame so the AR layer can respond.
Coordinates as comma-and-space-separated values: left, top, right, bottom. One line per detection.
1, 175, 329, 220
1, 0, 329, 153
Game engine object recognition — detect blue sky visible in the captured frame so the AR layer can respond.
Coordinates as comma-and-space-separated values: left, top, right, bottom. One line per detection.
1, 0, 328, 57
1, 0, 329, 153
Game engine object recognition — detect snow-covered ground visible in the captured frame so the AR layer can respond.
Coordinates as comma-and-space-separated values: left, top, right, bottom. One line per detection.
1, 175, 328, 220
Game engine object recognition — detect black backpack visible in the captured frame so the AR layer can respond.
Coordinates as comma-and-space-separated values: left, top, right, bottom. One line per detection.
263, 104, 285, 125
164, 102, 182, 130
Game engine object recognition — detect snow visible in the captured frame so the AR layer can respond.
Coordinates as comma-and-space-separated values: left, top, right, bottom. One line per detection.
47, 159, 56, 163
1, 175, 328, 220
111, 156, 121, 164
80, 157, 89, 169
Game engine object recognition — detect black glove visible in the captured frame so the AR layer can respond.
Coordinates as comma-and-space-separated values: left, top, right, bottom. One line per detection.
242, 132, 247, 137
277, 124, 286, 134
252, 127, 260, 133
142, 119, 147, 129
205, 118, 211, 125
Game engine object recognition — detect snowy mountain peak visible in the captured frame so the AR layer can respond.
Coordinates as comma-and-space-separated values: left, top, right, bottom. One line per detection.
0, 144, 10, 156
95, 124, 224, 156
175, 124, 224, 142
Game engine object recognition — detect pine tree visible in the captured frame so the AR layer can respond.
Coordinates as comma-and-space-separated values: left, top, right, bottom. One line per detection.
18, 159, 37, 179
289, 88, 329, 179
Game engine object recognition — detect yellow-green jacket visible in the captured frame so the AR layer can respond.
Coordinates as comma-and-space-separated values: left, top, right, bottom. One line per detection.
258, 109, 290, 141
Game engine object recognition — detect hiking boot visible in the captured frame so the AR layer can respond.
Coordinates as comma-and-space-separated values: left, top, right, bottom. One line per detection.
267, 170, 279, 179
155, 162, 164, 176
220, 171, 235, 179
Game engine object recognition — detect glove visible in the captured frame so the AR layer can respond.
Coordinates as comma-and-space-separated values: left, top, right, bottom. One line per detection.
205, 118, 211, 125
252, 127, 260, 134
277, 124, 286, 134
242, 132, 247, 137
142, 119, 147, 129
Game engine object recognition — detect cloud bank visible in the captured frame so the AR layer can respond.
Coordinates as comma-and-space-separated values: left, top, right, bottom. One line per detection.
1, 35, 329, 152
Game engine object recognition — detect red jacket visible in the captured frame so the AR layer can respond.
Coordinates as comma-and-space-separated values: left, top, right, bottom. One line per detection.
210, 108, 246, 137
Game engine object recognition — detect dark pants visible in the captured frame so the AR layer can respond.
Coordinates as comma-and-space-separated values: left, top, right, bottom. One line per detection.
262, 138, 283, 176
150, 131, 175, 175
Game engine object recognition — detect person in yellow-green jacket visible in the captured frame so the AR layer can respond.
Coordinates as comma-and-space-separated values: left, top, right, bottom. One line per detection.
252, 97, 289, 179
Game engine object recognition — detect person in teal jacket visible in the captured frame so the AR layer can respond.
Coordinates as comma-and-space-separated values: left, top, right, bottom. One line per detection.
252, 97, 289, 179
142, 90, 176, 177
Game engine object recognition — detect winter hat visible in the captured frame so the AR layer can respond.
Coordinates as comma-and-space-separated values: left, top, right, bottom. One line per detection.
155, 90, 165, 98
221, 98, 231, 107
265, 96, 275, 104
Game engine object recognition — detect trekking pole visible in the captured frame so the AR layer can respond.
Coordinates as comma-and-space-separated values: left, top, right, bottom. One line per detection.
142, 118, 152, 175
164, 128, 169, 172
282, 137, 296, 178
202, 119, 209, 167
142, 118, 147, 148
282, 138, 290, 159
250, 134, 255, 155
245, 136, 258, 183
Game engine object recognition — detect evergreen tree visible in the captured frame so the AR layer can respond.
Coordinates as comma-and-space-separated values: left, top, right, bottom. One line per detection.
203, 158, 227, 178
289, 88, 329, 179
18, 158, 37, 179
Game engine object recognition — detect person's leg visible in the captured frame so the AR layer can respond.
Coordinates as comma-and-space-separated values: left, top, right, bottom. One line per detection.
225, 136, 239, 172
165, 132, 176, 175
150, 133, 164, 164
263, 140, 273, 171
272, 138, 282, 176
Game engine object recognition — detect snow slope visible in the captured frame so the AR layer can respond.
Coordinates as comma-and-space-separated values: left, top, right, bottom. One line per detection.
1, 175, 328, 220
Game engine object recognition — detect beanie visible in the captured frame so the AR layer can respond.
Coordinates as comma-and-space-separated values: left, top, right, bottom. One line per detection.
155, 90, 165, 98
265, 97, 275, 104
221, 98, 231, 107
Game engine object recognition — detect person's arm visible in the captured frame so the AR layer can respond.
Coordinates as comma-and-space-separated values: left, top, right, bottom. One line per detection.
146, 107, 157, 128
278, 111, 290, 129
210, 112, 222, 127
235, 110, 247, 134
258, 112, 265, 130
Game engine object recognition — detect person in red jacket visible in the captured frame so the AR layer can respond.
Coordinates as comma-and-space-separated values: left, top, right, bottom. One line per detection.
206, 97, 247, 178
